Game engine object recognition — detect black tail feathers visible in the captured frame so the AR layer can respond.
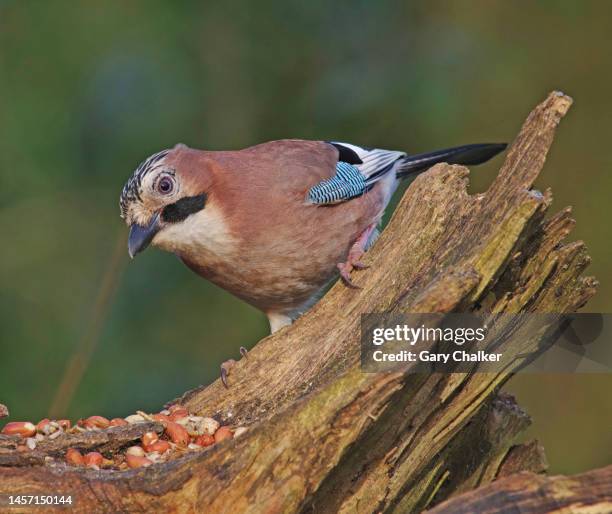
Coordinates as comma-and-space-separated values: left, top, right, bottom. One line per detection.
396, 143, 507, 178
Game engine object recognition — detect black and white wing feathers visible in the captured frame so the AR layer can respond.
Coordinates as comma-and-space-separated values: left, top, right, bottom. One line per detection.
307, 141, 405, 205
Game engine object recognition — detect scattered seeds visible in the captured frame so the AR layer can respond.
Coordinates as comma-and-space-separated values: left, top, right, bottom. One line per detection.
3, 406, 244, 472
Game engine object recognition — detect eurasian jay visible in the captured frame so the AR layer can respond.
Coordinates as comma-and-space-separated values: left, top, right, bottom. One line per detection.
120, 139, 505, 384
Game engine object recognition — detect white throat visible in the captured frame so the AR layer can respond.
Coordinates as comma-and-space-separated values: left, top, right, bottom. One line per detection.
152, 204, 236, 259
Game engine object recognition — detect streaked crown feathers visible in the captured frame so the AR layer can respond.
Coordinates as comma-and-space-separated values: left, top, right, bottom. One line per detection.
119, 149, 171, 219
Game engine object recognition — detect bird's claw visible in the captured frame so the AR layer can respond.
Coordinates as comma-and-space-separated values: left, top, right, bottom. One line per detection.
220, 359, 236, 388
338, 262, 362, 289
338, 224, 376, 288
220, 347, 249, 388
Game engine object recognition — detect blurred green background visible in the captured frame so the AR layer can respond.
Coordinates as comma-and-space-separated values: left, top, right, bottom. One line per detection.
0, 1, 610, 474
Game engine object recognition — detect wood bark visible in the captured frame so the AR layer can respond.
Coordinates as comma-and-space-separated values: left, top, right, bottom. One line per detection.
0, 92, 603, 513
426, 465, 612, 514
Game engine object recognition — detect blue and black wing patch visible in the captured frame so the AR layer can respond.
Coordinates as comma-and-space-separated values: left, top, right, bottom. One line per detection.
307, 161, 368, 205
306, 141, 406, 205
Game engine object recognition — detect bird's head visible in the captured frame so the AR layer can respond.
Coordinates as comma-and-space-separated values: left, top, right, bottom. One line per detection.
119, 143, 210, 258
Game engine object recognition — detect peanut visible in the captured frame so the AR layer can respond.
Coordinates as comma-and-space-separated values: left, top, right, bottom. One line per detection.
141, 431, 159, 448
199, 417, 220, 436
84, 452, 104, 467
36, 418, 51, 433
214, 426, 233, 443
194, 434, 215, 447
126, 454, 153, 469
1, 421, 36, 438
146, 440, 170, 454
164, 421, 190, 446
66, 448, 84, 466
124, 414, 146, 424
125, 446, 146, 457
169, 408, 189, 422
234, 427, 248, 438
80, 416, 110, 429
57, 419, 71, 431
152, 413, 171, 423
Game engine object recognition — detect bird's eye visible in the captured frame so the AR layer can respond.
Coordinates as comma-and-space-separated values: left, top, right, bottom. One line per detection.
158, 176, 174, 194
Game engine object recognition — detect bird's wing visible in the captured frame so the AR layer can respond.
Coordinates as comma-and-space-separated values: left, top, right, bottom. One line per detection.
306, 141, 406, 205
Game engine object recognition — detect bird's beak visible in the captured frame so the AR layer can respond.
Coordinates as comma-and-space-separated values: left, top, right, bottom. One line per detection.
128, 212, 161, 258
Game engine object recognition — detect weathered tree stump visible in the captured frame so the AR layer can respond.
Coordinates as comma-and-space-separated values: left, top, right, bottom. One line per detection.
0, 92, 603, 513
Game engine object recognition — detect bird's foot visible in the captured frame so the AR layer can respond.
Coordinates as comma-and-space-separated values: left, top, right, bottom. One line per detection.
220, 359, 235, 388
337, 224, 376, 288
220, 346, 249, 388
337, 262, 363, 288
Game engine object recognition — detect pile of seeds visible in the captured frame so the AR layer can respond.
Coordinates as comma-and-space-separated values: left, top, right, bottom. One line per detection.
1, 405, 246, 470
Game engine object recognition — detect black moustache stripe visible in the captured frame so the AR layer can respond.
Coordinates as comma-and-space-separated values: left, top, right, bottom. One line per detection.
162, 194, 207, 223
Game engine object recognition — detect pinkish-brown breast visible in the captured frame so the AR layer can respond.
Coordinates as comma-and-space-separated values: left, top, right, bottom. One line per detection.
173, 140, 388, 314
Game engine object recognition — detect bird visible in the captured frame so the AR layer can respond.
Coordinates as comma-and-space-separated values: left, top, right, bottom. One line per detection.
120, 139, 506, 385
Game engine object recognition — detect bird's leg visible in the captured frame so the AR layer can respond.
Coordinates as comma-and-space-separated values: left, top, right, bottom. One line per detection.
338, 224, 377, 288
268, 312, 293, 334
220, 347, 248, 388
